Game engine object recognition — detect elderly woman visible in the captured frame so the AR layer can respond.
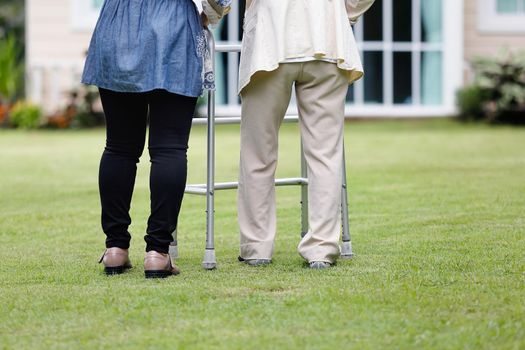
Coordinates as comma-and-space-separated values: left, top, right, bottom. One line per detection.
82, 0, 230, 278
237, 0, 375, 269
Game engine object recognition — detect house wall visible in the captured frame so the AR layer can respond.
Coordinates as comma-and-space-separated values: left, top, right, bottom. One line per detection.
26, 0, 92, 113
464, 0, 525, 81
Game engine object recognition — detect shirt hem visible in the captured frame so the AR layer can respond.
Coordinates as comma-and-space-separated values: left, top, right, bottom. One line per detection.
238, 63, 364, 95
81, 80, 202, 98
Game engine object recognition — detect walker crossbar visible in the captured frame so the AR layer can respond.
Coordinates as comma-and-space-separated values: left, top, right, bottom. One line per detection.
192, 115, 301, 125
170, 30, 354, 270
186, 178, 308, 195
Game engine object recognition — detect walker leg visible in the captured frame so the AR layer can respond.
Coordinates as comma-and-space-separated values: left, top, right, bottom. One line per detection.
300, 139, 309, 238
340, 142, 354, 258
202, 29, 217, 270
169, 230, 179, 261
203, 89, 217, 270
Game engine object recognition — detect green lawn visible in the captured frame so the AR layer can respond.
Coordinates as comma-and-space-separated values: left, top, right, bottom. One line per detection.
0, 119, 524, 349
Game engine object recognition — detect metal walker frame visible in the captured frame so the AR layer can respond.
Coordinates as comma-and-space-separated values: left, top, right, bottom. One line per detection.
170, 30, 354, 270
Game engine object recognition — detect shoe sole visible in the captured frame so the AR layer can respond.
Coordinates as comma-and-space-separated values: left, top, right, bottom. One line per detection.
245, 260, 271, 266
309, 262, 332, 269
238, 256, 272, 266
104, 266, 131, 275
144, 270, 179, 279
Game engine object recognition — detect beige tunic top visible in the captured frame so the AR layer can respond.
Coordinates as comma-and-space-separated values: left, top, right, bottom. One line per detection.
239, 0, 375, 93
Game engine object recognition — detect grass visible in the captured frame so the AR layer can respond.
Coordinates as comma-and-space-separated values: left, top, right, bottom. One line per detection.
0, 119, 524, 349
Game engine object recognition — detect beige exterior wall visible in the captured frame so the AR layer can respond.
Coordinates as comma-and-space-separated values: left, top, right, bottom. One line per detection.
464, 0, 525, 81
26, 0, 94, 113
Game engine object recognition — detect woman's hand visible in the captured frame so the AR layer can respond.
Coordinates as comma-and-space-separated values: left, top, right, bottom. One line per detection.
202, 0, 231, 26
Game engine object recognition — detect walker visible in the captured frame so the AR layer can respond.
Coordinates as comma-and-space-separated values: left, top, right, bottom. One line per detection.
170, 30, 354, 269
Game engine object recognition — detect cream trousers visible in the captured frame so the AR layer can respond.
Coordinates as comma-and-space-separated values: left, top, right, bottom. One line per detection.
238, 61, 349, 263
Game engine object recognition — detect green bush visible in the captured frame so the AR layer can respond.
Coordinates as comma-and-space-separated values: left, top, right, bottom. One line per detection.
70, 86, 105, 128
73, 109, 105, 128
457, 51, 525, 124
0, 34, 23, 104
456, 85, 489, 121
9, 101, 42, 129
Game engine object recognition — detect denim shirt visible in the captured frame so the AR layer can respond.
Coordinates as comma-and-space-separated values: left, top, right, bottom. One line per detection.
82, 0, 205, 97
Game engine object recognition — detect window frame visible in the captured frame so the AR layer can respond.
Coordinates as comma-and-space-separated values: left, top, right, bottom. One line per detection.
478, 0, 525, 33
70, 0, 103, 31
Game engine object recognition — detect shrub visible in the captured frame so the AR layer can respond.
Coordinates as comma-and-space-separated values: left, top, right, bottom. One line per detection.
73, 108, 105, 128
0, 34, 23, 103
457, 51, 525, 125
9, 101, 42, 129
456, 85, 489, 122
70, 86, 105, 128
0, 102, 10, 126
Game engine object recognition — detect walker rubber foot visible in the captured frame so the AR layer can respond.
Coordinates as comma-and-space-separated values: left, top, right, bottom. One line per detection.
340, 241, 354, 259
169, 243, 179, 261
202, 249, 217, 270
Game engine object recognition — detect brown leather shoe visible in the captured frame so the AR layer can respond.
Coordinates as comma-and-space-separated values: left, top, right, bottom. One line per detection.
99, 247, 132, 275
144, 251, 180, 279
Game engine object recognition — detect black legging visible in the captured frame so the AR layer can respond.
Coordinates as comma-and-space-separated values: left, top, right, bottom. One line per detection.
98, 88, 197, 254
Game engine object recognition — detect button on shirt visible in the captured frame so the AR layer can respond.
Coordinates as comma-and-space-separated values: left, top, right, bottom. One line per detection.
239, 0, 375, 93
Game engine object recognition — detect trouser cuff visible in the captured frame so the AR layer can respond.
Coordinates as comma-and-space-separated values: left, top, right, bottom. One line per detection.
240, 241, 275, 260
106, 238, 130, 250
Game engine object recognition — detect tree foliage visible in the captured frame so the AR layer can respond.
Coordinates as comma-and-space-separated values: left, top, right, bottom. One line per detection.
0, 33, 23, 102
0, 0, 24, 102
0, 0, 24, 43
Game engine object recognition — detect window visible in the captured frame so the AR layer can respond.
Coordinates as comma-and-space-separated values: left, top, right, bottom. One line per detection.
478, 0, 525, 33
213, 0, 462, 116
353, 0, 444, 106
497, 0, 525, 13
364, 51, 384, 103
71, 0, 104, 31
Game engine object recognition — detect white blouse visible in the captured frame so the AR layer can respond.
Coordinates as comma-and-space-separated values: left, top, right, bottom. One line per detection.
239, 0, 375, 93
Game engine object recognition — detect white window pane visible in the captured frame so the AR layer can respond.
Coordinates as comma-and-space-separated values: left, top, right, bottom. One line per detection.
393, 0, 411, 42
421, 52, 442, 105
346, 84, 355, 104
497, 0, 518, 13
71, 0, 103, 30
363, 0, 383, 41
421, 0, 442, 43
364, 51, 384, 103
393, 52, 412, 104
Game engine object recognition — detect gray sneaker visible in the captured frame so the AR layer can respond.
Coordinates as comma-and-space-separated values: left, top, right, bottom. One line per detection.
309, 261, 332, 269
238, 256, 272, 266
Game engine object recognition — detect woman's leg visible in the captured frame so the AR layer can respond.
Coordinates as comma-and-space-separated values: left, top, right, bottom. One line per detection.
145, 90, 197, 254
98, 88, 148, 249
